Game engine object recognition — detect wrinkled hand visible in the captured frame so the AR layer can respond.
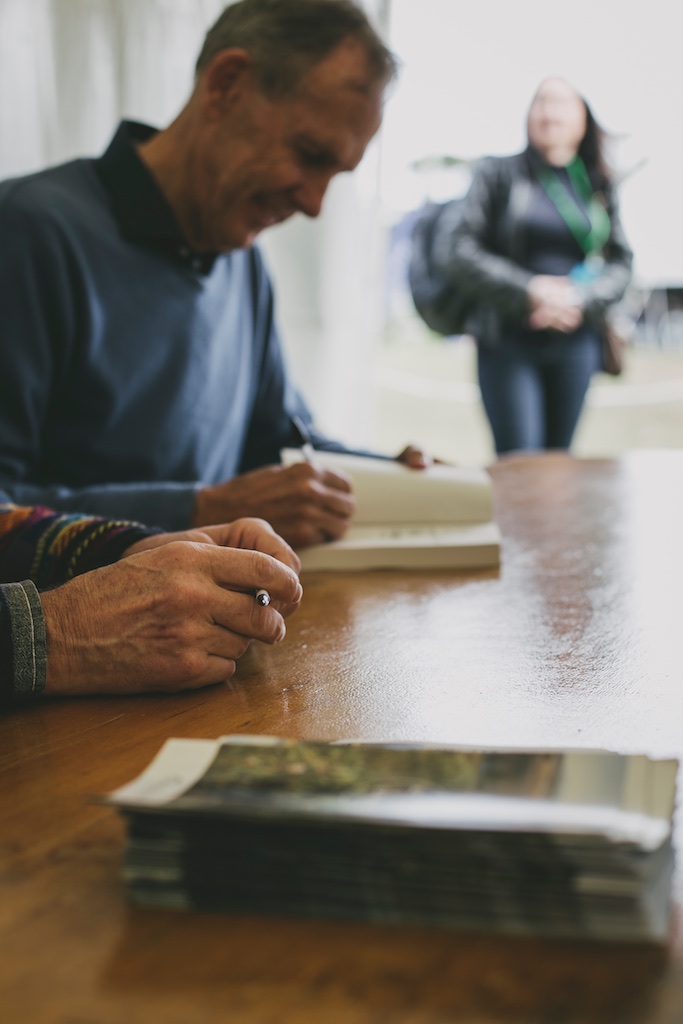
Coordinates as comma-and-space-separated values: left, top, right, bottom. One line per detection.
527, 275, 584, 333
193, 464, 355, 548
124, 517, 301, 580
40, 541, 303, 696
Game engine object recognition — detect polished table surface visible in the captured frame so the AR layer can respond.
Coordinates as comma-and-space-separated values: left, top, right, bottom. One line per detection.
3, 451, 683, 1024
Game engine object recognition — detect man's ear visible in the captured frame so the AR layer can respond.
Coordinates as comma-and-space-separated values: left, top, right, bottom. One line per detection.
200, 49, 253, 118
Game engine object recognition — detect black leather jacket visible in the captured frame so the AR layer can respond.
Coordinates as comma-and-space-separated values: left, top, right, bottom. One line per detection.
435, 148, 634, 346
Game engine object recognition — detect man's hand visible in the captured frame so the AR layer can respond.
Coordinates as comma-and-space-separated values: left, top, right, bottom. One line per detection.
396, 445, 435, 469
124, 517, 301, 579
193, 464, 355, 548
40, 541, 303, 697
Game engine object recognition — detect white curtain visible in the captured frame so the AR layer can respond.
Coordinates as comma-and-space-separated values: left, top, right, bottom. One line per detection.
0, 0, 56, 175
0, 0, 388, 445
0, 0, 227, 172
262, 0, 389, 444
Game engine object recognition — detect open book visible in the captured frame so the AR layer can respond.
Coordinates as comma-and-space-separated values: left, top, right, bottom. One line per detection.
281, 450, 501, 571
106, 736, 678, 941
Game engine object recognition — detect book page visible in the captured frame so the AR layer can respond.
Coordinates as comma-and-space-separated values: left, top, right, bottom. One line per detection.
106, 735, 285, 807
296, 521, 501, 571
106, 738, 220, 807
281, 449, 493, 525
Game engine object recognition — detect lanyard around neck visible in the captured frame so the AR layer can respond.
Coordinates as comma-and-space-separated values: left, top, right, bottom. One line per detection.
537, 157, 610, 256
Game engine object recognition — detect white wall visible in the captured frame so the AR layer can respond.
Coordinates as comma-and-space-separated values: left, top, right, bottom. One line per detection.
259, 0, 389, 446
0, 0, 225, 173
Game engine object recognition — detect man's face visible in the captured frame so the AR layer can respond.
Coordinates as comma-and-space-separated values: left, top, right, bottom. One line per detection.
192, 40, 384, 251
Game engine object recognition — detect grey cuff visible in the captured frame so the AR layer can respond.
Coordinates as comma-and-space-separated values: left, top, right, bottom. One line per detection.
5, 581, 47, 700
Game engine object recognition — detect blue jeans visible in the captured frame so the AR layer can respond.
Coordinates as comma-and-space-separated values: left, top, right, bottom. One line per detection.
477, 329, 602, 455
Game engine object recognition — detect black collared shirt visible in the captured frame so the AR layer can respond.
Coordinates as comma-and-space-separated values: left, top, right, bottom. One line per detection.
95, 120, 217, 275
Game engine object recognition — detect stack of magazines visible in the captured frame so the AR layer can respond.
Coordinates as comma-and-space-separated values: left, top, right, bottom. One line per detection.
105, 737, 678, 942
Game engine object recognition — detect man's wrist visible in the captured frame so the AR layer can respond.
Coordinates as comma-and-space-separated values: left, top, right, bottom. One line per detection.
192, 486, 209, 527
193, 483, 229, 528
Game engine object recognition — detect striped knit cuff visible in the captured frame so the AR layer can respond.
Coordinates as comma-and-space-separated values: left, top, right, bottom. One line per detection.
57, 523, 163, 581
31, 519, 164, 588
0, 580, 46, 705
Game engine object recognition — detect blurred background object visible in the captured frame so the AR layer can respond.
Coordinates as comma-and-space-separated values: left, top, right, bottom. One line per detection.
1, 0, 681, 461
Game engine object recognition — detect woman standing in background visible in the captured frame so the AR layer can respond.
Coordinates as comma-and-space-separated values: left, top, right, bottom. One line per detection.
441, 77, 633, 455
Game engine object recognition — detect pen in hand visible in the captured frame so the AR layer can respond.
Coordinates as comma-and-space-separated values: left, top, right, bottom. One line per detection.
290, 415, 316, 463
255, 589, 271, 607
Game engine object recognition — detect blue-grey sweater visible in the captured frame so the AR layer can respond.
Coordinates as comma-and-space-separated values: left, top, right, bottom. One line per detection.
0, 122, 332, 531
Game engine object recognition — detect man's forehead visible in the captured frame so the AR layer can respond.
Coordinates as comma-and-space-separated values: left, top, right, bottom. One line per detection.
296, 37, 386, 100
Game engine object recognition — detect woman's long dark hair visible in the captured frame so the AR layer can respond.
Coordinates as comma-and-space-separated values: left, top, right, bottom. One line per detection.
578, 98, 612, 191
526, 81, 613, 192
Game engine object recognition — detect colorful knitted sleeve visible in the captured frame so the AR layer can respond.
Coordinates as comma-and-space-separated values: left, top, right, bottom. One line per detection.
0, 503, 161, 589
0, 504, 163, 706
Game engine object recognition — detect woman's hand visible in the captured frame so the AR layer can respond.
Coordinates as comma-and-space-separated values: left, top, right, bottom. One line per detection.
528, 275, 584, 333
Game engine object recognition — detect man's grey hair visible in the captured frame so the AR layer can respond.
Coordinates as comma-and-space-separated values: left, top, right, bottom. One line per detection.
196, 0, 398, 96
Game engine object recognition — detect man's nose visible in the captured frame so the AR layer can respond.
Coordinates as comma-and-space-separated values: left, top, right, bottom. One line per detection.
293, 174, 333, 219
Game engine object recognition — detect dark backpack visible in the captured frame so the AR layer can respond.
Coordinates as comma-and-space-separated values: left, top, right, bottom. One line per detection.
407, 198, 472, 336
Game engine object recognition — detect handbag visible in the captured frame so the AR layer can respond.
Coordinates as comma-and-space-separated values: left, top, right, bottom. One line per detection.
602, 321, 625, 377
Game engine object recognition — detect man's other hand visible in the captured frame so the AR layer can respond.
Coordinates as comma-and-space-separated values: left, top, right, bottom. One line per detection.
193, 464, 355, 548
396, 445, 435, 469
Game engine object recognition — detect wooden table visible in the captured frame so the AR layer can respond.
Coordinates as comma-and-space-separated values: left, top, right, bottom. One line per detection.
3, 451, 683, 1024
